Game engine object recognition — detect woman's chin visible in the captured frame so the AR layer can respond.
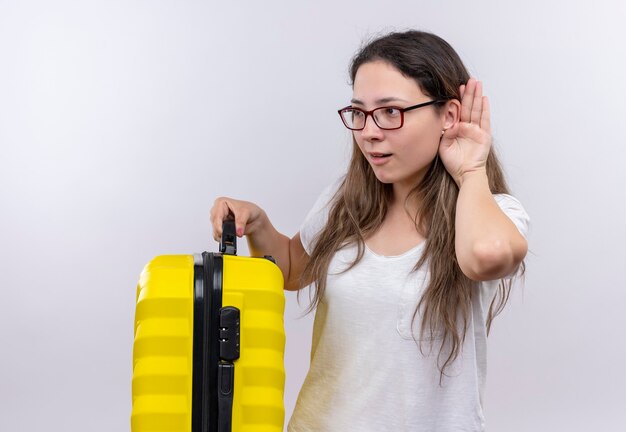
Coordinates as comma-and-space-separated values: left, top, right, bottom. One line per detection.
368, 163, 396, 182
372, 171, 396, 184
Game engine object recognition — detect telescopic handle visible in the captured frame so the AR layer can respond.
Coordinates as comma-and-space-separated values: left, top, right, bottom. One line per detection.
219, 217, 237, 255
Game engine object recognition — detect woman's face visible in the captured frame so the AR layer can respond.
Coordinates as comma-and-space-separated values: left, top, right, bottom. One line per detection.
351, 61, 445, 191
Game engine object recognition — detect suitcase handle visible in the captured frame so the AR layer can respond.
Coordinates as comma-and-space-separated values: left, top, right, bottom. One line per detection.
220, 217, 237, 255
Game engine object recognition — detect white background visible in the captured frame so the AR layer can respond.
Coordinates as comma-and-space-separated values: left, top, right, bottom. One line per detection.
1, 1, 625, 431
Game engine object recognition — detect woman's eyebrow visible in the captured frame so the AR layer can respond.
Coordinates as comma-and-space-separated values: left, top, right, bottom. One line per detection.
350, 97, 409, 105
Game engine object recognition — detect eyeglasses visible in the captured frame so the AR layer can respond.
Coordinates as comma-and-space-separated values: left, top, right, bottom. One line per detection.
337, 100, 446, 131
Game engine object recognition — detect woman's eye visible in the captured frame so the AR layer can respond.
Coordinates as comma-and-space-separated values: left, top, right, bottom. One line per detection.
385, 108, 400, 116
352, 110, 365, 118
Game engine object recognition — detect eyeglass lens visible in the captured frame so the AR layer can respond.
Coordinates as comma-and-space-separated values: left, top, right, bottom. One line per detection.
341, 107, 402, 130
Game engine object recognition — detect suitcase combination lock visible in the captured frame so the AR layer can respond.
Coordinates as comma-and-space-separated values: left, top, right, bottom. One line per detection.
218, 307, 240, 361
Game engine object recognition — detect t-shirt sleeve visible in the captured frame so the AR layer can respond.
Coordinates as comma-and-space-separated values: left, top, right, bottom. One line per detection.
493, 194, 530, 239
493, 193, 531, 278
299, 177, 343, 255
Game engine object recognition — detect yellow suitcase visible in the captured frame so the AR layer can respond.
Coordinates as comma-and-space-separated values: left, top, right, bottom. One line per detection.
132, 220, 285, 432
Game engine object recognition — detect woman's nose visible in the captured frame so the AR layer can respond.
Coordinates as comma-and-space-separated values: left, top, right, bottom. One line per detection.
360, 114, 384, 140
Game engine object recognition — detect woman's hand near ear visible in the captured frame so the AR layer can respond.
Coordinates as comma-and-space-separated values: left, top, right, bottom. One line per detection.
441, 79, 528, 281
438, 78, 492, 188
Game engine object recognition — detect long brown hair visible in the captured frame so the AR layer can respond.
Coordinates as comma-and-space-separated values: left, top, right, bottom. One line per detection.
301, 30, 523, 379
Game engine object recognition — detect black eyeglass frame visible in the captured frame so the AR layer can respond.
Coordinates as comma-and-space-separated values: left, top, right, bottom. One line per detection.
337, 99, 447, 131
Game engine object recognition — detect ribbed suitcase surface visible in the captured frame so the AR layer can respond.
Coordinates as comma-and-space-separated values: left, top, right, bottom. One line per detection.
132, 250, 285, 432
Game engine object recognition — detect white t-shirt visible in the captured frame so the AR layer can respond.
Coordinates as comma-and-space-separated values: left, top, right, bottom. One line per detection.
287, 179, 530, 432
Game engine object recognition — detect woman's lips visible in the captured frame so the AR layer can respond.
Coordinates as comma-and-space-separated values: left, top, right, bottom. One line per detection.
368, 152, 392, 165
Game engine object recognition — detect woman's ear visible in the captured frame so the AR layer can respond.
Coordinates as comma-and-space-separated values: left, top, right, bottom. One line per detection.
442, 99, 461, 131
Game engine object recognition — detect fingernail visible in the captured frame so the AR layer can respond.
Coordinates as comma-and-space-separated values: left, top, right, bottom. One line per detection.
237, 227, 244, 237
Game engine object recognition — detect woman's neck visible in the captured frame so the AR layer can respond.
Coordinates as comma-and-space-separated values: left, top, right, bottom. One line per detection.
390, 174, 427, 218
391, 161, 431, 200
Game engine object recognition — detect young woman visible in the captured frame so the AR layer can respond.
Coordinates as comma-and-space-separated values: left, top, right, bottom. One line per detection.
210, 30, 529, 432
